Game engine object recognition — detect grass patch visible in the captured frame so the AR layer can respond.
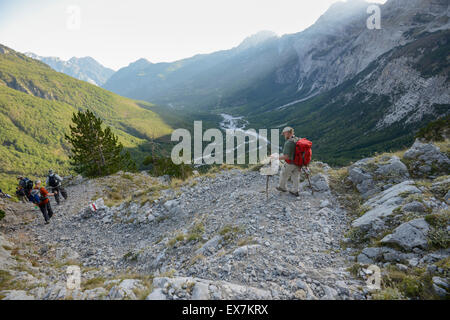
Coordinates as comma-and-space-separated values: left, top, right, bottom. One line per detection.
347, 263, 363, 278
186, 222, 205, 242
377, 265, 440, 300
372, 287, 404, 300
167, 233, 186, 247
425, 210, 450, 249
82, 277, 106, 290
237, 236, 257, 247
345, 228, 367, 245
219, 224, 245, 243
0, 270, 14, 291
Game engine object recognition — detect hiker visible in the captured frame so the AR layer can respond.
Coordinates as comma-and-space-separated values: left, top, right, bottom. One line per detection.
15, 186, 27, 202
46, 170, 67, 205
17, 176, 34, 198
274, 127, 301, 196
31, 180, 57, 224
273, 127, 313, 196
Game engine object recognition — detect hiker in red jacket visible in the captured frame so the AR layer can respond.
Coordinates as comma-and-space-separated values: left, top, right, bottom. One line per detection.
34, 180, 57, 224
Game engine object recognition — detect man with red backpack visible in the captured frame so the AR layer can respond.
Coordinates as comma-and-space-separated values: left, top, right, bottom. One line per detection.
274, 127, 312, 196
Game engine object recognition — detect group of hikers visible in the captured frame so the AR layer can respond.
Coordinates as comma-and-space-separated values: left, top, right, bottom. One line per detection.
15, 170, 68, 224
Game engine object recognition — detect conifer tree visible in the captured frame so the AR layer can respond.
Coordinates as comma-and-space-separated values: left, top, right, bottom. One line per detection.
65, 110, 136, 177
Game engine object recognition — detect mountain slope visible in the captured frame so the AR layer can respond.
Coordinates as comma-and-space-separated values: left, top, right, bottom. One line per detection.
0, 44, 176, 192
103, 0, 449, 111
25, 53, 115, 86
248, 29, 450, 165
103, 0, 449, 165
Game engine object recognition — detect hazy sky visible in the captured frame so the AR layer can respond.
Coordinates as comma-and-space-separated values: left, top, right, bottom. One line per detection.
0, 0, 386, 70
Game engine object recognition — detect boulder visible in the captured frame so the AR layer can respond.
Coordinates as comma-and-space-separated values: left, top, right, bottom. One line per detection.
430, 177, 450, 198
348, 156, 410, 199
381, 218, 430, 250
163, 199, 183, 215
146, 288, 167, 300
191, 282, 210, 300
310, 174, 330, 192
233, 245, 261, 257
375, 156, 409, 179
357, 247, 383, 264
403, 140, 450, 178
432, 277, 449, 298
352, 181, 421, 231
402, 201, 426, 213
195, 235, 223, 255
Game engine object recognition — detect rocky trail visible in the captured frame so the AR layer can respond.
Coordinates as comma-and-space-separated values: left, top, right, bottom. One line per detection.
0, 164, 369, 300
0, 139, 449, 300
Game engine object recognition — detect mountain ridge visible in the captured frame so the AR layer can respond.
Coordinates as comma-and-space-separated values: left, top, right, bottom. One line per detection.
0, 44, 177, 193
24, 52, 115, 86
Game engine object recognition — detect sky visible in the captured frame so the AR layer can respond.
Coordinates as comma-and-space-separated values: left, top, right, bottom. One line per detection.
0, 0, 387, 70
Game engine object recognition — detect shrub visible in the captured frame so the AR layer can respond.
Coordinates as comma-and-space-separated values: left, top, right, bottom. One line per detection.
415, 115, 449, 142
143, 156, 192, 180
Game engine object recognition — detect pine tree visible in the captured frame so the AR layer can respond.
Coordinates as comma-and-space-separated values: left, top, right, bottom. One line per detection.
65, 110, 136, 177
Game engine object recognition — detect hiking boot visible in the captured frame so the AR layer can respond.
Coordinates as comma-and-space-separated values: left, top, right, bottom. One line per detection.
44, 221, 50, 225
276, 186, 287, 193
289, 191, 299, 197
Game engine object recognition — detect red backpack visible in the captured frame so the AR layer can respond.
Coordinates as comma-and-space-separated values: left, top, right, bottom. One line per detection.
286, 138, 312, 167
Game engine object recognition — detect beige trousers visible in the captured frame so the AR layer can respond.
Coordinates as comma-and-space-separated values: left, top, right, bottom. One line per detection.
278, 163, 300, 192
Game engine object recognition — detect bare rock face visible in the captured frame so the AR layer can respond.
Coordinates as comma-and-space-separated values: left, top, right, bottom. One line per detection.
403, 139, 450, 178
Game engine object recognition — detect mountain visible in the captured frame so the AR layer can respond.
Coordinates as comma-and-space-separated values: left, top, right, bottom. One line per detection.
103, 0, 450, 165
24, 53, 115, 86
0, 44, 180, 192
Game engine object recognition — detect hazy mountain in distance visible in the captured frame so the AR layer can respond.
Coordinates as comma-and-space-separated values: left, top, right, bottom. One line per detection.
25, 53, 115, 86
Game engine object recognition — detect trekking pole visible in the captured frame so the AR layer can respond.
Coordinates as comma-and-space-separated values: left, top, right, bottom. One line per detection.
266, 175, 269, 201
302, 166, 314, 194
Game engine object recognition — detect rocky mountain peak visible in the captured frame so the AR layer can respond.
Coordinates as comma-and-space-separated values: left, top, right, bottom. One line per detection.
128, 58, 152, 68
23, 52, 115, 86
237, 30, 278, 50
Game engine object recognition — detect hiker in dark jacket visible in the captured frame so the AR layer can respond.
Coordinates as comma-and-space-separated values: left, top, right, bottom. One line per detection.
33, 180, 57, 224
17, 176, 33, 197
15, 186, 27, 202
46, 170, 67, 205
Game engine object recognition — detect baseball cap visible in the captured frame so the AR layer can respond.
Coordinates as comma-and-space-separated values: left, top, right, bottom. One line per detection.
281, 127, 294, 134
